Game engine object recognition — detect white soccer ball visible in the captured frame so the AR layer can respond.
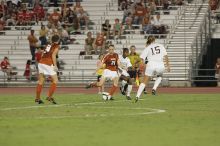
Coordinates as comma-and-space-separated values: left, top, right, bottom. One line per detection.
102, 92, 109, 100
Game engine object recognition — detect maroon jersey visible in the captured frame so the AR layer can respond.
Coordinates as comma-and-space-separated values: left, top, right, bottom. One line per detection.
102, 53, 119, 71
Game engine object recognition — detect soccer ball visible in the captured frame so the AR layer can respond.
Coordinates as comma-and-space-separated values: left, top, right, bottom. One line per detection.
102, 92, 109, 100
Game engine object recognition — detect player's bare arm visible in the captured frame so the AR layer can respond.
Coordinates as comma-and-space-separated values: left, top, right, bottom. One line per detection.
52, 47, 59, 71
164, 55, 170, 72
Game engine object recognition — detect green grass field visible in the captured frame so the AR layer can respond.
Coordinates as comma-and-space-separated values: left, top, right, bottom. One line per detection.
0, 92, 220, 146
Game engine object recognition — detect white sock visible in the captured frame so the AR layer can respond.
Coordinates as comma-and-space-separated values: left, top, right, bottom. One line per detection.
127, 85, 132, 96
121, 80, 127, 91
136, 83, 146, 98
153, 77, 162, 90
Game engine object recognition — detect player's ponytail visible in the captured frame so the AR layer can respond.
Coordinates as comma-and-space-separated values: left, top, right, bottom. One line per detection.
146, 35, 155, 45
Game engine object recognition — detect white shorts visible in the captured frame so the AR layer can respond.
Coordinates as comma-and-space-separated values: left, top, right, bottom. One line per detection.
38, 63, 57, 76
118, 69, 130, 77
145, 61, 165, 76
103, 69, 119, 80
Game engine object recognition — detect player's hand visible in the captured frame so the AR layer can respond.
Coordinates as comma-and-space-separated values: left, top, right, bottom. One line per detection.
53, 66, 58, 72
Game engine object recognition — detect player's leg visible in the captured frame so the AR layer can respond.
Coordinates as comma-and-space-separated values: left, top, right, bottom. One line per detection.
152, 66, 165, 95
135, 75, 151, 102
119, 75, 128, 95
108, 76, 119, 100
35, 73, 45, 104
126, 77, 133, 100
152, 75, 162, 95
46, 74, 58, 104
135, 62, 154, 102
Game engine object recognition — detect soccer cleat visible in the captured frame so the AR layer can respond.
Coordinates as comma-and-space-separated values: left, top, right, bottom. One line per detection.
144, 91, 147, 94
134, 97, 139, 103
85, 83, 92, 89
126, 96, 131, 100
108, 95, 114, 100
152, 89, 156, 95
46, 97, 57, 104
35, 99, 44, 104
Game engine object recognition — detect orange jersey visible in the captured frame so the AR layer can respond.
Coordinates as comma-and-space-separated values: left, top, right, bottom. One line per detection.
39, 44, 59, 66
102, 53, 119, 71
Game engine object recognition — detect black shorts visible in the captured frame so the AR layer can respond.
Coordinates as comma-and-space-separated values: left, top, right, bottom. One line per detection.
128, 70, 140, 79
97, 75, 102, 82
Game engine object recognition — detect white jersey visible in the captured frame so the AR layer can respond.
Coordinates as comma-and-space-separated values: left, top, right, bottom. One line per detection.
119, 55, 132, 70
140, 43, 167, 63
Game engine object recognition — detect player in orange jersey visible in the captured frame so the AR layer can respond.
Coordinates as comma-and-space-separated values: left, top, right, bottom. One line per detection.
35, 35, 60, 104
86, 45, 120, 100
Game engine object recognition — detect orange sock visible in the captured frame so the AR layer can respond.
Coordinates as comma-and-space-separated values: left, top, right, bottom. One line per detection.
36, 84, 43, 100
109, 85, 117, 96
48, 83, 57, 98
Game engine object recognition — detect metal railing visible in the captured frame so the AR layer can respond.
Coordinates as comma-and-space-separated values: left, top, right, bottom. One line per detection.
190, 2, 212, 85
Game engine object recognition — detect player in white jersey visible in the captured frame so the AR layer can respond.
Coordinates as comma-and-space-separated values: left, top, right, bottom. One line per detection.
135, 36, 170, 102
118, 48, 133, 100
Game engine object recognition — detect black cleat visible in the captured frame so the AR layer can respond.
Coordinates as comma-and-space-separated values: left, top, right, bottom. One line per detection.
85, 83, 92, 89
152, 89, 156, 95
126, 96, 131, 100
134, 97, 139, 103
35, 99, 44, 104
46, 97, 57, 104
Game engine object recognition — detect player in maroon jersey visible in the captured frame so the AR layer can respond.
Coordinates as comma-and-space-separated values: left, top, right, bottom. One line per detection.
86, 45, 121, 100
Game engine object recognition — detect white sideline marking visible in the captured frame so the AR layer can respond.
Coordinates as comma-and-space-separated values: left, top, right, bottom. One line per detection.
0, 99, 166, 119
0, 100, 130, 111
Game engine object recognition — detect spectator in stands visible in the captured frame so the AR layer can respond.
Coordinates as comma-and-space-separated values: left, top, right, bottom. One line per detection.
6, 12, 17, 26
0, 56, 13, 80
149, 1, 157, 15
85, 31, 95, 55
122, 3, 133, 24
41, 0, 49, 7
93, 32, 106, 55
77, 8, 89, 30
113, 18, 123, 39
209, 0, 218, 10
133, 2, 147, 25
124, 13, 133, 31
176, 0, 183, 5
163, 0, 170, 10
27, 29, 38, 60
74, 1, 84, 15
0, 1, 7, 18
65, 7, 77, 26
23, 60, 31, 80
102, 19, 111, 39
39, 25, 48, 47
142, 15, 153, 34
215, 57, 220, 80
61, 0, 67, 21
0, 16, 5, 32
49, 9, 61, 28
60, 25, 70, 45
152, 14, 166, 34
33, 3, 45, 22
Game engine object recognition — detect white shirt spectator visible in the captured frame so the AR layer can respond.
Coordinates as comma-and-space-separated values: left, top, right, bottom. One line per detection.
152, 16, 163, 26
